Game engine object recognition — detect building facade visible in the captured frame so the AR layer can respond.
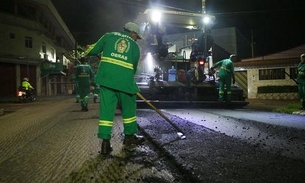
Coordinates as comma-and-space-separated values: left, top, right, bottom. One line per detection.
0, 0, 75, 99
235, 44, 305, 100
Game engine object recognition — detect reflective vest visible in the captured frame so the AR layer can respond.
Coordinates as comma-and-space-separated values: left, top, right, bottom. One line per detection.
22, 81, 33, 90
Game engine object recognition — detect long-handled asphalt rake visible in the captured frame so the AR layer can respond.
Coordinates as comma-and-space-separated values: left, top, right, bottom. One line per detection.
137, 92, 186, 139
282, 69, 298, 84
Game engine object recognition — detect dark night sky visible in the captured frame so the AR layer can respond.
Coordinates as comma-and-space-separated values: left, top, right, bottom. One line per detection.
51, 0, 305, 57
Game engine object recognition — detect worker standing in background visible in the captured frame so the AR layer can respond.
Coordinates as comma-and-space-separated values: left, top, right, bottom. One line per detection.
168, 66, 177, 81
297, 53, 305, 110
84, 22, 145, 155
154, 65, 163, 82
74, 57, 95, 111
210, 54, 236, 102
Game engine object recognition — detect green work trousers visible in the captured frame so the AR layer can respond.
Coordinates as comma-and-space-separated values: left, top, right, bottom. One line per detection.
78, 82, 91, 108
75, 83, 80, 102
218, 76, 232, 102
298, 83, 305, 107
98, 86, 138, 140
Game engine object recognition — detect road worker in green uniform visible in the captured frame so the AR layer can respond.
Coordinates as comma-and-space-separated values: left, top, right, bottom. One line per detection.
84, 22, 144, 155
210, 54, 236, 102
297, 53, 305, 110
74, 58, 94, 111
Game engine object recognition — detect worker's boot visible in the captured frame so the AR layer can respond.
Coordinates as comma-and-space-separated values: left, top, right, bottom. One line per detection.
76, 95, 80, 103
123, 134, 145, 147
81, 103, 88, 111
101, 139, 112, 155
83, 105, 88, 111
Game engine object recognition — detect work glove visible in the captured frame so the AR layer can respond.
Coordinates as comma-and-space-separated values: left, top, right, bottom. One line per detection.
209, 67, 215, 76
208, 70, 214, 76
80, 57, 86, 62
96, 53, 102, 59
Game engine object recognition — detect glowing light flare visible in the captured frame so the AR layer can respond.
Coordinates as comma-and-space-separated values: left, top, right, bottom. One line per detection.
199, 60, 205, 65
151, 10, 162, 23
202, 14, 215, 25
186, 26, 195, 29
144, 52, 155, 74
203, 16, 211, 24
198, 58, 206, 66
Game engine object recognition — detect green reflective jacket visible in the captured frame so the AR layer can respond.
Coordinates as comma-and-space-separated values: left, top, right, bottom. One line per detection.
213, 58, 235, 79
74, 63, 94, 85
297, 62, 305, 84
84, 31, 140, 94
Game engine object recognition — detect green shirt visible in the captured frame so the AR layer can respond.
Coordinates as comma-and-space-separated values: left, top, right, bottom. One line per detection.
85, 31, 140, 94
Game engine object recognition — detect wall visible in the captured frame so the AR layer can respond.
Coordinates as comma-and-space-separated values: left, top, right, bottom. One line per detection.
0, 23, 57, 63
247, 68, 298, 100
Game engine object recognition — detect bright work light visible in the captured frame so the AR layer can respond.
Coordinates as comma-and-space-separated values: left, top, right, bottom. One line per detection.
151, 10, 162, 23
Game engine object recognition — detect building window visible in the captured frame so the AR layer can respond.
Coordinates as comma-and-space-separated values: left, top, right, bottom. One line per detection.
25, 36, 33, 48
259, 68, 285, 80
10, 33, 15, 39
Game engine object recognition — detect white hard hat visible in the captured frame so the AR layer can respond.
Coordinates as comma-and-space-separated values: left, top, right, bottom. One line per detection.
124, 22, 143, 39
230, 54, 236, 58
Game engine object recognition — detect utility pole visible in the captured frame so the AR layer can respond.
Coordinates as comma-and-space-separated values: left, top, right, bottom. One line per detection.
202, 0, 207, 56
251, 29, 255, 58
202, 0, 206, 13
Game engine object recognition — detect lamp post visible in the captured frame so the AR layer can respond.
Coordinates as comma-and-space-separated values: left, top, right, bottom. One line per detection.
202, 14, 215, 56
202, 14, 215, 76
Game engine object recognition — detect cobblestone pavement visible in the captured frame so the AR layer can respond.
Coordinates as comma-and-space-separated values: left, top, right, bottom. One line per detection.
0, 96, 189, 183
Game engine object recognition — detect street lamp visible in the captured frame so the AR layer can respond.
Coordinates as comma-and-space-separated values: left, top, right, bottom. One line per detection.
202, 14, 215, 74
203, 15, 212, 24
151, 10, 162, 23
202, 14, 215, 56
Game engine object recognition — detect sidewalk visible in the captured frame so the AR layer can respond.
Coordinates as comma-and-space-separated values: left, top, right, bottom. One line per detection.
245, 99, 295, 110
244, 99, 305, 115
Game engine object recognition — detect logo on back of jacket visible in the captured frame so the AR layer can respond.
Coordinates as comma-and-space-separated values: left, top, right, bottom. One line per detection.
112, 38, 130, 60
